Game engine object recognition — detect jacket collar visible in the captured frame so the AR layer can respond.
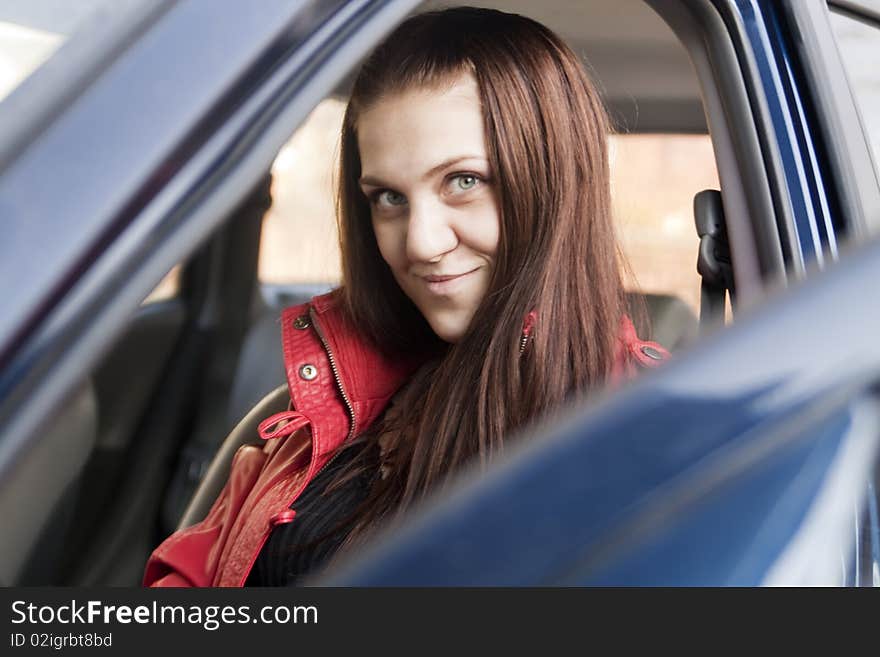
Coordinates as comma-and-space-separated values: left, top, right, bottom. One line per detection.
279, 292, 423, 455
278, 291, 667, 454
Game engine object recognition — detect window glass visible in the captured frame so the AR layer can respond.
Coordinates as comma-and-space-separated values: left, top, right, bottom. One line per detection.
0, 0, 136, 102
829, 7, 880, 196
611, 134, 717, 315
142, 265, 182, 305
259, 98, 345, 285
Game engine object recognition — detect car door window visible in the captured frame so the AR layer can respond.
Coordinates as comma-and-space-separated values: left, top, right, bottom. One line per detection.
16, 0, 868, 588
0, 0, 150, 102
259, 98, 345, 286
141, 264, 182, 305
611, 133, 719, 318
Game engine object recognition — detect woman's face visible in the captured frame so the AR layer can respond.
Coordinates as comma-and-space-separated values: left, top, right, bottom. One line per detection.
357, 73, 500, 343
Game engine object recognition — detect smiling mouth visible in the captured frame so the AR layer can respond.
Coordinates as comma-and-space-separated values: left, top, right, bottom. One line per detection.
421, 268, 479, 292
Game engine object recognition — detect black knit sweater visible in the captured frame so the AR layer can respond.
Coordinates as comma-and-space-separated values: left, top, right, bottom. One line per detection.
245, 439, 379, 587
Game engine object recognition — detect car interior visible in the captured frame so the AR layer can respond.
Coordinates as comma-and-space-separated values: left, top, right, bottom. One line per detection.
4, 0, 791, 586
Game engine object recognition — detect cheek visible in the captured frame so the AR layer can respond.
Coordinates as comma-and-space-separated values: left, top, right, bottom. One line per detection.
469, 201, 501, 257
372, 219, 403, 269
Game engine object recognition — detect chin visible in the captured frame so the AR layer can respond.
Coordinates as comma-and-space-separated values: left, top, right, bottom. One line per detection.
424, 313, 468, 344
428, 323, 464, 344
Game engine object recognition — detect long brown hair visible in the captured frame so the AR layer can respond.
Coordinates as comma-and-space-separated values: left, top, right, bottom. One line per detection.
331, 6, 626, 546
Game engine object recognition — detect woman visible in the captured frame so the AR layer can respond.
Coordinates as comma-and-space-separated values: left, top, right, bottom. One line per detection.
144, 6, 668, 587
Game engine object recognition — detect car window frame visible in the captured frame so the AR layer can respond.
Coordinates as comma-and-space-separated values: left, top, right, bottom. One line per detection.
0, 0, 422, 492
784, 1, 880, 240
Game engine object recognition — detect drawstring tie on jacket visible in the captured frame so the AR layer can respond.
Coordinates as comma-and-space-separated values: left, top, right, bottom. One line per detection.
258, 410, 311, 440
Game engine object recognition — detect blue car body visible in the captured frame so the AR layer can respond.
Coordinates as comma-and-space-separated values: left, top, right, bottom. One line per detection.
0, 0, 878, 586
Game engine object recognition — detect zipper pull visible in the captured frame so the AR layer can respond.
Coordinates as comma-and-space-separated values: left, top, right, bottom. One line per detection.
520, 310, 537, 355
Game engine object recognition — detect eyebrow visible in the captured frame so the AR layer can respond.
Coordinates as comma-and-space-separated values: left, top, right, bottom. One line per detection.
359, 155, 487, 187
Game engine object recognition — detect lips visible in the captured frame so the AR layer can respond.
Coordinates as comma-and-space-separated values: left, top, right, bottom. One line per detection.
420, 267, 479, 294
424, 273, 468, 282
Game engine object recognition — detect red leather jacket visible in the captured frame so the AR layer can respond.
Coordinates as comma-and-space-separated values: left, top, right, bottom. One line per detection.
144, 291, 668, 587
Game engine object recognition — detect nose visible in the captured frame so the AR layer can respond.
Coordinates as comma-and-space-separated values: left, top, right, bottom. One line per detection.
405, 197, 458, 263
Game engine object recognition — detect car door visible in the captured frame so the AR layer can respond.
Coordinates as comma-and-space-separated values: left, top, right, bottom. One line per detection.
1, 0, 877, 588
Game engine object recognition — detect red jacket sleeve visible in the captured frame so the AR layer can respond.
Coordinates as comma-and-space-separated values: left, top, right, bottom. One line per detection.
143, 444, 268, 587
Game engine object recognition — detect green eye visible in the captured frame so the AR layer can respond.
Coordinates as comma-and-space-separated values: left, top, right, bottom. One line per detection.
377, 190, 407, 206
456, 175, 478, 190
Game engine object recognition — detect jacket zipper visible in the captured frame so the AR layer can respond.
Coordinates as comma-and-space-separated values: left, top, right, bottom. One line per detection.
308, 306, 356, 443
278, 306, 358, 502
238, 306, 357, 586
285, 306, 365, 511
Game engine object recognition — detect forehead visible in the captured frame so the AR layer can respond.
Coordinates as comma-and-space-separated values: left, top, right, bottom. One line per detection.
356, 73, 488, 179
